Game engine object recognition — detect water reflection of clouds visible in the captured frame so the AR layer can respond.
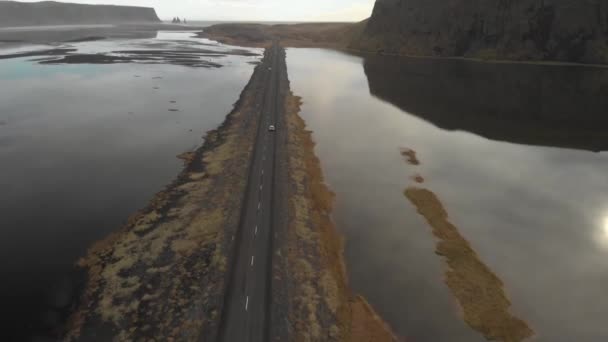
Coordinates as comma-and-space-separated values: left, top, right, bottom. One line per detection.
288, 48, 486, 341
417, 100, 608, 341
287, 47, 362, 112
288, 47, 608, 341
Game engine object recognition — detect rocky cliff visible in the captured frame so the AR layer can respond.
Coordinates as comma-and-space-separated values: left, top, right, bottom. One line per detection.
0, 1, 160, 27
351, 0, 608, 64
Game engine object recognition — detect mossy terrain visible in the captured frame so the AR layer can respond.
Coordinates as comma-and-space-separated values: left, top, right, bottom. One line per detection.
65, 55, 268, 341
401, 149, 533, 342
472, 48, 500, 61
198, 21, 367, 49
282, 92, 396, 341
405, 188, 533, 341
65, 46, 395, 341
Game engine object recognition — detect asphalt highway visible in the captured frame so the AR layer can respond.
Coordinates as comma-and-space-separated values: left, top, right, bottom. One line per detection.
218, 42, 284, 342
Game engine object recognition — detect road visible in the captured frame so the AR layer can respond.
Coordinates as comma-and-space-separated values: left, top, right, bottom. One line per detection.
218, 42, 284, 342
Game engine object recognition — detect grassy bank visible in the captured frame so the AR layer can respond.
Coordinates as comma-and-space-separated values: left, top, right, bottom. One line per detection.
65, 54, 267, 341
198, 21, 366, 49
199, 22, 608, 68
65, 43, 396, 341
405, 188, 533, 342
401, 150, 533, 342
283, 92, 396, 341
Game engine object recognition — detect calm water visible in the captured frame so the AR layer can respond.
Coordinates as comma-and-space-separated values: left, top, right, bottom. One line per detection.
0, 31, 260, 340
287, 48, 608, 341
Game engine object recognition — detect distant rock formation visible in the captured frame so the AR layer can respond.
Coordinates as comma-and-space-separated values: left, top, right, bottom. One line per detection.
351, 0, 608, 64
0, 1, 161, 27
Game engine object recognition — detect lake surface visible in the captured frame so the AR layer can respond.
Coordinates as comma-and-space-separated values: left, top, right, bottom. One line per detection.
0, 31, 260, 340
287, 48, 608, 341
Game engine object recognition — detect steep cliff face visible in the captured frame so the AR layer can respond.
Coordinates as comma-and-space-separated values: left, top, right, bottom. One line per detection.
352, 0, 608, 64
0, 1, 160, 27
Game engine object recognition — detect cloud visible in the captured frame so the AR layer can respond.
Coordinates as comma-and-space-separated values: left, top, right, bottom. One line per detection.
13, 0, 376, 21
312, 1, 374, 22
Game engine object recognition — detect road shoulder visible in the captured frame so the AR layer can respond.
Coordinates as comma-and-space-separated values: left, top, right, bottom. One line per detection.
273, 89, 398, 341
65, 51, 269, 341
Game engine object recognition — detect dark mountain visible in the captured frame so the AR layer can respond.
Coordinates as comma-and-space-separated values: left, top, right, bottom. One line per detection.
0, 1, 160, 27
351, 0, 608, 64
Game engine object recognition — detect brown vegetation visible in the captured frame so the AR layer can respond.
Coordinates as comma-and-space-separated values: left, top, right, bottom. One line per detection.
66, 44, 395, 341
176, 151, 196, 165
198, 21, 367, 49
200, 17, 608, 67
284, 92, 396, 341
65, 58, 267, 341
404, 187, 533, 342
400, 148, 420, 165
411, 174, 425, 183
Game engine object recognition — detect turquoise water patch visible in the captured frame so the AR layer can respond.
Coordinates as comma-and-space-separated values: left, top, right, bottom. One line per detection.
0, 57, 104, 80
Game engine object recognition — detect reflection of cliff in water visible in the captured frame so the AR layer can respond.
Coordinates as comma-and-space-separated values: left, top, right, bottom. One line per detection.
363, 55, 608, 151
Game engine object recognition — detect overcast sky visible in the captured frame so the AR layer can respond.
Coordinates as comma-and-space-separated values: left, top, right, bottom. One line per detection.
15, 0, 376, 22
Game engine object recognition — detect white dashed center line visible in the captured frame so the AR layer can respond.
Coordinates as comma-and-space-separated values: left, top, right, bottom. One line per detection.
245, 296, 249, 311
251, 256, 255, 266
255, 226, 258, 235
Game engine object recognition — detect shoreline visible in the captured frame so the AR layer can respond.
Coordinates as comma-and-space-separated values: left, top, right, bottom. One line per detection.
280, 90, 397, 341
65, 49, 268, 340
400, 149, 533, 342
348, 48, 608, 69
404, 188, 533, 341
0, 23, 206, 48
199, 23, 608, 69
0, 23, 204, 31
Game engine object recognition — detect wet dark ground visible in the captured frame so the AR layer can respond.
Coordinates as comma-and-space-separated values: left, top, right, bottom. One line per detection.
0, 30, 260, 341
